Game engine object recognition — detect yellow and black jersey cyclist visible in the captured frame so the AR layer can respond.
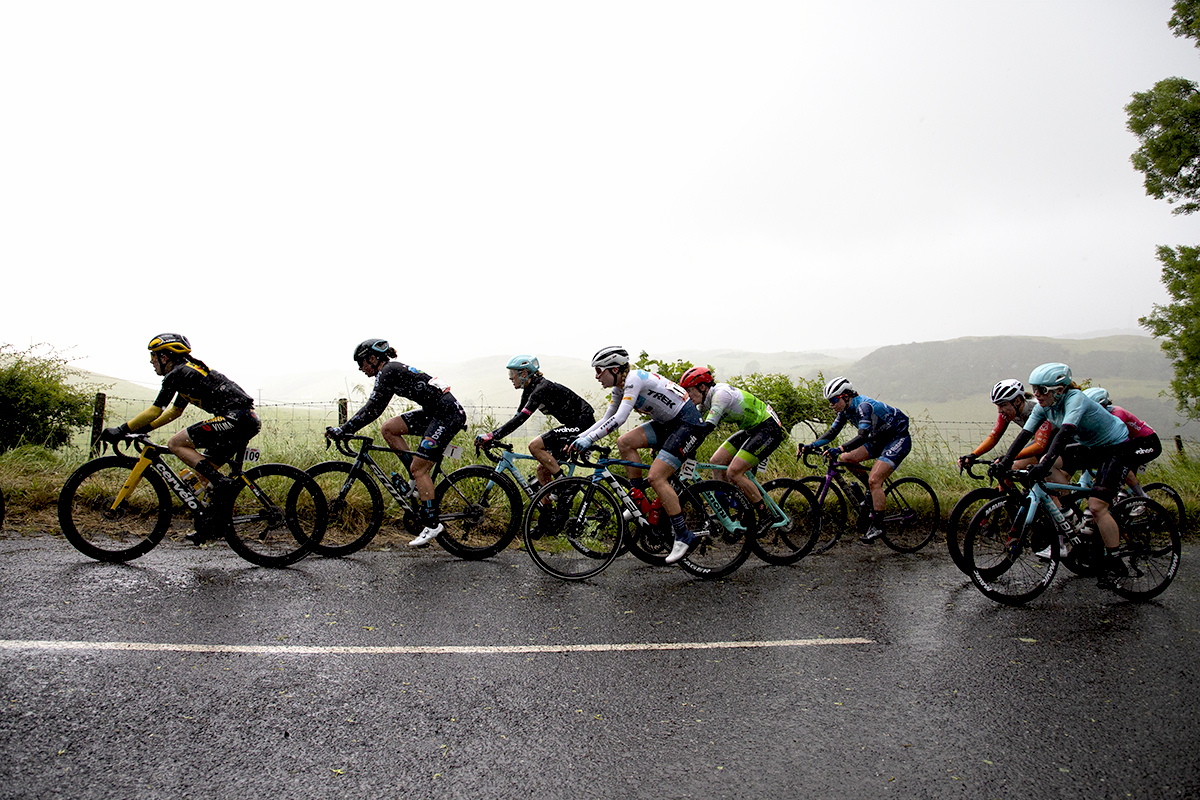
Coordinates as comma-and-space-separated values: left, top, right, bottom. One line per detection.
326, 338, 467, 548
101, 333, 261, 542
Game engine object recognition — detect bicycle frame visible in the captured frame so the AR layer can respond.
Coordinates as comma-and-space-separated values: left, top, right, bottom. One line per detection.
111, 437, 244, 515
329, 434, 449, 508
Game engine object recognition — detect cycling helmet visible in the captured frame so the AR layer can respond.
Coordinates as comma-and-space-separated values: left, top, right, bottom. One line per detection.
591, 346, 629, 369
147, 333, 191, 355
823, 376, 853, 400
990, 379, 1025, 405
1029, 362, 1072, 389
506, 354, 539, 373
1083, 387, 1111, 407
679, 366, 714, 389
353, 338, 391, 364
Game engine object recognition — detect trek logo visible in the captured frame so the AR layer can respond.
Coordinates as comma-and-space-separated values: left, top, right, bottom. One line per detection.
156, 463, 200, 510
645, 389, 678, 408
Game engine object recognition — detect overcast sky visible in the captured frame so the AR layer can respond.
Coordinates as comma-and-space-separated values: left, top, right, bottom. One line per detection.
3, 1, 1197, 394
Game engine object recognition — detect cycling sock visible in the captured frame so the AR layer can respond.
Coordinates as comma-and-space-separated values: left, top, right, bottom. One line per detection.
669, 513, 692, 543
422, 499, 440, 525
193, 459, 226, 485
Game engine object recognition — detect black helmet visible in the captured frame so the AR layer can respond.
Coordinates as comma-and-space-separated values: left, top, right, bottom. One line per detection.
353, 338, 391, 364
148, 333, 191, 355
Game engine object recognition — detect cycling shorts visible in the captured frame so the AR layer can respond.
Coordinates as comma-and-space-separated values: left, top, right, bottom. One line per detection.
538, 418, 595, 460
718, 419, 785, 468
401, 403, 467, 460
864, 433, 912, 468
188, 408, 261, 462
1126, 432, 1162, 469
639, 401, 707, 470
1061, 441, 1132, 501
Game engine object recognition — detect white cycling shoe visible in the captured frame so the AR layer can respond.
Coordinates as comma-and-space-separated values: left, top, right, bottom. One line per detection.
665, 538, 691, 565
408, 523, 444, 547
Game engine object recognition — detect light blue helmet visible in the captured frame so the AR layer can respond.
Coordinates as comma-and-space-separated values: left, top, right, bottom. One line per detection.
1029, 362, 1072, 389
506, 354, 539, 373
1083, 387, 1111, 406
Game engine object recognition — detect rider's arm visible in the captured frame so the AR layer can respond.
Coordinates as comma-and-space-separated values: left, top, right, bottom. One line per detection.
1036, 423, 1076, 468
491, 409, 531, 440
999, 428, 1034, 465
1017, 421, 1054, 459
811, 415, 845, 448
971, 415, 1008, 457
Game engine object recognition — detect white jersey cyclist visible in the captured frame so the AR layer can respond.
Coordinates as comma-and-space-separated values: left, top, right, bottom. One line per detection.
575, 369, 692, 447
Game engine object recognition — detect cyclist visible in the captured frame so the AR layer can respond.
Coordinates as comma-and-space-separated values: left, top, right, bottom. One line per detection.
679, 367, 786, 529
325, 338, 466, 548
990, 363, 1132, 589
960, 380, 1054, 471
570, 346, 710, 565
1083, 387, 1162, 498
800, 377, 911, 543
99, 333, 261, 544
475, 355, 595, 488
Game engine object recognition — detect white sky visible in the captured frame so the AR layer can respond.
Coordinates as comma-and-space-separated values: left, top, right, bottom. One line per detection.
3, 1, 1198, 394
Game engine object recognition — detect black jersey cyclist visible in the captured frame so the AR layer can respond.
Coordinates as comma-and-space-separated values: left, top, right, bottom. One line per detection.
326, 338, 467, 547
800, 377, 911, 544
679, 367, 786, 527
570, 346, 712, 565
100, 333, 261, 544
475, 355, 595, 488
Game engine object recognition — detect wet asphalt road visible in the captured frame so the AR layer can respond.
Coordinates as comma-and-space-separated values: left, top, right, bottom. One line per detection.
1, 534, 1198, 800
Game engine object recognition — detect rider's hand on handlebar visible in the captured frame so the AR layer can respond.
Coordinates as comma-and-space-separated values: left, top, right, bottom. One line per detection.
100, 424, 129, 445
325, 426, 344, 441
475, 432, 495, 447
987, 459, 1012, 480
957, 454, 974, 472
1027, 459, 1052, 481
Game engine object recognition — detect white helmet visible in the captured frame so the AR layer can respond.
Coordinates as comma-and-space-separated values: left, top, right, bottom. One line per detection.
591, 346, 629, 369
990, 379, 1025, 405
823, 376, 853, 400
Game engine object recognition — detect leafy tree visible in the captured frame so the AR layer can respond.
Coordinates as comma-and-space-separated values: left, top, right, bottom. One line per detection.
632, 351, 697, 384
0, 344, 94, 453
728, 372, 833, 438
1140, 245, 1200, 417
1126, 1, 1200, 215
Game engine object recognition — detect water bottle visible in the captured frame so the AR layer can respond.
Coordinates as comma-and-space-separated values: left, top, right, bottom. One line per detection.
390, 472, 412, 497
180, 468, 210, 502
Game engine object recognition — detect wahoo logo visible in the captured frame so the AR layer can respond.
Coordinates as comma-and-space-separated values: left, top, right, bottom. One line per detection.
1135, 446, 1154, 456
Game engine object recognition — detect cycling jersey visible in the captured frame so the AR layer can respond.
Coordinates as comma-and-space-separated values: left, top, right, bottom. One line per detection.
492, 375, 595, 439
578, 369, 690, 443
814, 394, 908, 448
1023, 389, 1128, 448
343, 361, 460, 435
972, 409, 1053, 459
700, 384, 780, 430
153, 359, 254, 416
1109, 405, 1155, 439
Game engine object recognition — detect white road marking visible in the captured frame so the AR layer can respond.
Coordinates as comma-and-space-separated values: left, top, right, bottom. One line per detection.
0, 637, 872, 656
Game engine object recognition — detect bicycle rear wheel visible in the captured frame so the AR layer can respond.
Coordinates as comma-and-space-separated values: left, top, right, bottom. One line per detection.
799, 476, 847, 554
1109, 496, 1180, 601
1143, 482, 1185, 535
753, 478, 820, 565
225, 463, 327, 568
435, 465, 523, 560
964, 495, 1058, 606
677, 480, 754, 579
305, 461, 384, 557
523, 477, 624, 580
58, 455, 173, 562
880, 477, 940, 553
946, 486, 1002, 574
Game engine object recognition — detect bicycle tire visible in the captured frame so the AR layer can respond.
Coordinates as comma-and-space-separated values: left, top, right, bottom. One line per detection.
799, 476, 848, 554
753, 478, 820, 565
1109, 496, 1181, 601
946, 486, 1003, 573
964, 495, 1058, 606
0, 485, 5, 530
522, 476, 624, 580
880, 476, 940, 553
224, 463, 327, 568
677, 480, 754, 579
305, 461, 385, 557
435, 465, 523, 560
58, 455, 173, 562
1142, 482, 1185, 535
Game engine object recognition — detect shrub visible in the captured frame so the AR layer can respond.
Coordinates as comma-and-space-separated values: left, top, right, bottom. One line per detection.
0, 344, 94, 453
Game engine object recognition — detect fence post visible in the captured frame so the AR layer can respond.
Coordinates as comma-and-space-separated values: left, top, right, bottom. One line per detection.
338, 398, 348, 426
90, 393, 107, 456
1175, 435, 1185, 455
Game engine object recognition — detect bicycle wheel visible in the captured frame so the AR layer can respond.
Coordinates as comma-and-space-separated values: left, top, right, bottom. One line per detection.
305, 461, 384, 557
677, 480, 754, 580
435, 465, 523, 560
58, 455, 173, 562
224, 463, 327, 568
1109, 496, 1180, 601
946, 486, 1002, 573
964, 495, 1058, 606
799, 476, 848, 554
523, 477, 624, 580
881, 477, 940, 553
1143, 482, 1185, 535
753, 478, 820, 565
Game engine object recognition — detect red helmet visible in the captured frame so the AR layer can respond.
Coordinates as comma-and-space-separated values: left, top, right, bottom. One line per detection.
679, 366, 714, 389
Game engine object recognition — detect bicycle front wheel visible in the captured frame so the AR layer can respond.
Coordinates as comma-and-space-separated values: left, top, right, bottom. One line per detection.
881, 477, 940, 553
225, 463, 327, 568
435, 465, 523, 560
964, 495, 1057, 606
306, 461, 384, 557
946, 486, 1002, 574
1143, 482, 1185, 535
677, 480, 754, 580
799, 476, 847, 554
523, 477, 624, 580
58, 455, 173, 562
753, 478, 820, 565
1109, 496, 1180, 601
